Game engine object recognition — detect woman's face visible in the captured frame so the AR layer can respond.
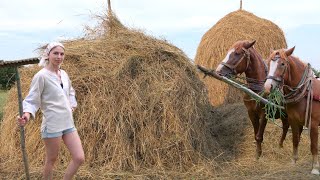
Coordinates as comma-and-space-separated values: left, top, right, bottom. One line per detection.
48, 46, 64, 66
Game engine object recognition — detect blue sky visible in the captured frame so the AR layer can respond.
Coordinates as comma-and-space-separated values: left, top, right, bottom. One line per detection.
1, 0, 320, 69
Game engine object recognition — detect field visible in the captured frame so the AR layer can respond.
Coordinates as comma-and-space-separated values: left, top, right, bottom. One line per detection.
0, 90, 8, 120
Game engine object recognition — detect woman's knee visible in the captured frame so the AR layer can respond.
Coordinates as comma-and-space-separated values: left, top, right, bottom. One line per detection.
45, 156, 58, 165
73, 154, 85, 165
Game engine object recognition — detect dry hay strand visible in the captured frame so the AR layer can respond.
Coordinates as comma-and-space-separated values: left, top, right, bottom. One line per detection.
0, 12, 225, 179
194, 10, 287, 106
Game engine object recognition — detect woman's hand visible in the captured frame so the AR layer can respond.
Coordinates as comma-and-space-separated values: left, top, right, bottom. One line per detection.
17, 112, 30, 127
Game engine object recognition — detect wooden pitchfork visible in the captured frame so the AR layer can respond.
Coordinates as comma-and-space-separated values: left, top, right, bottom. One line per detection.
0, 57, 39, 180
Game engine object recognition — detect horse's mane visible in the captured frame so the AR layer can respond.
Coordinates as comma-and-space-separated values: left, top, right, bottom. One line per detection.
268, 49, 288, 61
230, 40, 253, 52
230, 40, 263, 60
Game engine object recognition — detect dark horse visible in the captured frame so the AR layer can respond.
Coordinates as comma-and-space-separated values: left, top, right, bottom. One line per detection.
264, 47, 320, 174
216, 40, 289, 159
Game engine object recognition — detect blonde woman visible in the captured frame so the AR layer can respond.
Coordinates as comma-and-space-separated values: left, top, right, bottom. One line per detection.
17, 42, 84, 180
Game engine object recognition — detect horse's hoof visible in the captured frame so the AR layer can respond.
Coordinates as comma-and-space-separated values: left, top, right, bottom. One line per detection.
256, 151, 262, 157
291, 159, 297, 165
311, 168, 320, 175
255, 153, 262, 160
278, 144, 284, 148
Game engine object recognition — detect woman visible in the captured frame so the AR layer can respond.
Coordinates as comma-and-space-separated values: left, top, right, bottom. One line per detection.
17, 42, 85, 180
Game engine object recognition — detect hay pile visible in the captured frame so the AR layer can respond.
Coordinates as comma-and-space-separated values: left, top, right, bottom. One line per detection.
195, 10, 287, 106
0, 12, 224, 178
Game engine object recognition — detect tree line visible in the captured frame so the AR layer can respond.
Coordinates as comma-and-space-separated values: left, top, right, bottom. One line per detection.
0, 66, 16, 90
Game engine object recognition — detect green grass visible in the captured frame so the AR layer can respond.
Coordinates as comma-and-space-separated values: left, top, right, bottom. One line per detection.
264, 89, 285, 121
0, 90, 8, 121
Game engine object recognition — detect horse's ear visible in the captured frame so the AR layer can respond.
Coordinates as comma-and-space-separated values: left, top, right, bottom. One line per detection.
244, 40, 256, 49
285, 46, 295, 56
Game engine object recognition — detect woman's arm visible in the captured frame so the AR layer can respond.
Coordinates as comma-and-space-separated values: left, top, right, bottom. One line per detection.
65, 71, 77, 109
23, 73, 44, 119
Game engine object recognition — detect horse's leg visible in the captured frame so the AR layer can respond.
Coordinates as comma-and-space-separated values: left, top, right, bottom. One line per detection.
278, 116, 289, 148
248, 110, 261, 159
298, 125, 303, 141
256, 113, 267, 156
310, 120, 319, 175
290, 123, 300, 163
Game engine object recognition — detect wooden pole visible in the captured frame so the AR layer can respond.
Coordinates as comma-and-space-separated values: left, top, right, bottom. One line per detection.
0, 58, 39, 179
15, 67, 30, 180
196, 65, 285, 110
107, 0, 111, 14
240, 0, 243, 10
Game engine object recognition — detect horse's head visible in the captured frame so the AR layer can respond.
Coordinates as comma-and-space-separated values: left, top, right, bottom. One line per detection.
264, 46, 295, 94
216, 40, 255, 78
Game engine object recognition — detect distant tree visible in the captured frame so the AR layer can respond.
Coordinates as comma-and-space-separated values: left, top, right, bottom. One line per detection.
0, 66, 16, 90
312, 68, 320, 77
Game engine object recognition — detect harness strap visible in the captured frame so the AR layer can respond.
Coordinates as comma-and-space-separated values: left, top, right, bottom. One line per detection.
305, 79, 313, 131
220, 62, 237, 74
266, 75, 282, 82
284, 63, 311, 99
219, 48, 251, 75
279, 63, 313, 130
284, 64, 313, 104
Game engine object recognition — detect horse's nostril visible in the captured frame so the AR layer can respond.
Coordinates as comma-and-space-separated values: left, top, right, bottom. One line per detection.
217, 71, 223, 76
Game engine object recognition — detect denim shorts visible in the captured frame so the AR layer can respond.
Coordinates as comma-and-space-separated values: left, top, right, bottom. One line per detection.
41, 127, 77, 139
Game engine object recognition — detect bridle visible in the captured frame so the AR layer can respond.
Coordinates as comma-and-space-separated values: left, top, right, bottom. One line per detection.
219, 47, 251, 75
219, 47, 268, 92
266, 54, 289, 87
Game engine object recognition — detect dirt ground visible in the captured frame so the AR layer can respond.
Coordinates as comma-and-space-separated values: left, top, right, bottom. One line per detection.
209, 102, 319, 180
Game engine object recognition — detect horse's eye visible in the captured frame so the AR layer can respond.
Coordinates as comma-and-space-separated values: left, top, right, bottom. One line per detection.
281, 62, 285, 66
235, 51, 243, 56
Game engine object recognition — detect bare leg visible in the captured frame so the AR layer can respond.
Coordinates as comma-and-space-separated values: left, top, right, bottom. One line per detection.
43, 137, 62, 179
62, 131, 85, 180
310, 120, 319, 175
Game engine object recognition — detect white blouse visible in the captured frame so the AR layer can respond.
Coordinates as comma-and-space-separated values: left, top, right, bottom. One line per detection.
23, 68, 77, 133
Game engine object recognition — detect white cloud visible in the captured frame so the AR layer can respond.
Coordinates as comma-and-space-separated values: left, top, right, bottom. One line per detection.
0, 0, 104, 32
1, 0, 320, 67
109, 0, 320, 35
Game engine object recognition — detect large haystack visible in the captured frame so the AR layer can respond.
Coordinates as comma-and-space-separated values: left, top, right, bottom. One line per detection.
0, 12, 224, 178
195, 10, 287, 106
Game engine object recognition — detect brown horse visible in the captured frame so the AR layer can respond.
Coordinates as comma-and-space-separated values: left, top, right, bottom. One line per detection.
216, 40, 289, 159
264, 47, 320, 174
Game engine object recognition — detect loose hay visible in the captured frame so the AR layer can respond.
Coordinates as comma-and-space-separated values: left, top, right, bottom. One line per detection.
195, 10, 287, 106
